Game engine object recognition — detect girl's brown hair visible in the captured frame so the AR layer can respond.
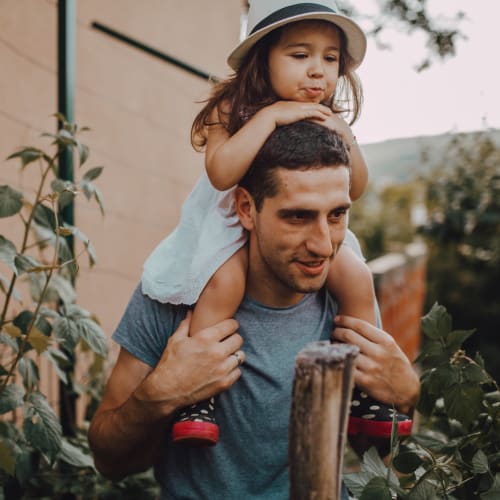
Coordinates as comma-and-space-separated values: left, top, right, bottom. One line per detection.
191, 21, 363, 151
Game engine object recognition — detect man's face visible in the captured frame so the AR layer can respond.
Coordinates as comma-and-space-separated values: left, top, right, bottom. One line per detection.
246, 166, 351, 307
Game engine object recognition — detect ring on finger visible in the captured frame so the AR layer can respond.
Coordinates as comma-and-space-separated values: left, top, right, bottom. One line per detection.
232, 351, 243, 366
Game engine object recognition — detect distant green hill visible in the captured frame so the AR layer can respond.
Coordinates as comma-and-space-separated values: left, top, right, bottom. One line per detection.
360, 129, 500, 187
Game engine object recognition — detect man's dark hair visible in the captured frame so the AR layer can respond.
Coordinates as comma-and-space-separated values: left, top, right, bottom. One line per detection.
239, 121, 351, 211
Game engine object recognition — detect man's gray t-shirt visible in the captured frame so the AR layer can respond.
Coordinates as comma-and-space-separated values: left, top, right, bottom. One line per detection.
113, 285, 343, 499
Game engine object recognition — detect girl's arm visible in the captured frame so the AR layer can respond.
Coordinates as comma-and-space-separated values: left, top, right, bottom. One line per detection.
205, 101, 332, 191
323, 114, 368, 201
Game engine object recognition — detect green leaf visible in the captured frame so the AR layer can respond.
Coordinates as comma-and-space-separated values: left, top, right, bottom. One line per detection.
94, 187, 105, 216
77, 318, 108, 357
444, 382, 483, 428
415, 340, 449, 367
53, 316, 80, 350
393, 450, 424, 474
66, 225, 97, 266
28, 327, 53, 355
58, 438, 95, 469
410, 433, 448, 451
61, 303, 91, 319
0, 439, 16, 475
362, 446, 392, 477
462, 363, 490, 384
39, 306, 60, 320
79, 177, 105, 215
13, 310, 51, 336
0, 271, 20, 302
18, 358, 40, 390
23, 392, 62, 463
344, 471, 372, 498
481, 473, 500, 499
7, 147, 43, 168
46, 274, 76, 306
14, 254, 42, 276
43, 347, 69, 384
55, 128, 77, 147
82, 166, 103, 182
421, 303, 452, 340
426, 365, 459, 395
408, 476, 439, 499
446, 329, 476, 352
34, 203, 57, 231
0, 384, 25, 414
51, 179, 76, 210
76, 141, 89, 166
0, 185, 23, 218
0, 332, 19, 352
14, 447, 38, 486
360, 477, 392, 500
472, 449, 490, 474
0, 235, 18, 273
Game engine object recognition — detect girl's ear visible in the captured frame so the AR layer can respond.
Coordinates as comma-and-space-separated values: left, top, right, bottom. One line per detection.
235, 187, 256, 231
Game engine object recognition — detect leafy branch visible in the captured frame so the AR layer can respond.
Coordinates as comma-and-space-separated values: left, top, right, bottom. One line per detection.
0, 116, 108, 487
345, 303, 500, 499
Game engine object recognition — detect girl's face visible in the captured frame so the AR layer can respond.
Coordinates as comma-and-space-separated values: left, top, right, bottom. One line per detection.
267, 21, 341, 104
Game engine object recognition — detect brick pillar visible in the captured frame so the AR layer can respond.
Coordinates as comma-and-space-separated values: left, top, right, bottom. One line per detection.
368, 242, 427, 363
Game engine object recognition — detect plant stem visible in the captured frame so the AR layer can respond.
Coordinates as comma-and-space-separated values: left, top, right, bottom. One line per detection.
0, 153, 60, 395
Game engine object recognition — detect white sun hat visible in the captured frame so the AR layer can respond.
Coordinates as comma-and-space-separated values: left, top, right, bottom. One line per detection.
227, 0, 367, 71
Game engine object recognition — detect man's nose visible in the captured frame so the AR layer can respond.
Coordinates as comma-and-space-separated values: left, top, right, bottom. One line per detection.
306, 218, 333, 257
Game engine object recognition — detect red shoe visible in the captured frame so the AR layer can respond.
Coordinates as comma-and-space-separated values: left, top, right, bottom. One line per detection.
348, 388, 413, 438
172, 397, 219, 446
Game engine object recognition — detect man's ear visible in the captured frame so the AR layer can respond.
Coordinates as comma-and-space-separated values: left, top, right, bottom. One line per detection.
235, 186, 256, 231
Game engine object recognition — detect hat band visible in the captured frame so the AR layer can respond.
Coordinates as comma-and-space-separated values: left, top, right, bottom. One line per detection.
250, 3, 337, 35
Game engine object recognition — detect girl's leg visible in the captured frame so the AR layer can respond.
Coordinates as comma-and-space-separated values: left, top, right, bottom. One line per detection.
327, 246, 413, 439
190, 246, 248, 336
327, 245, 376, 325
172, 246, 248, 446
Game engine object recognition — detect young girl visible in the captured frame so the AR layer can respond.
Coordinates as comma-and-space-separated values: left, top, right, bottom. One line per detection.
142, 0, 412, 446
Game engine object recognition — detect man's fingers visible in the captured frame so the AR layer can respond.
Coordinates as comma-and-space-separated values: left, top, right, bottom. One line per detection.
219, 331, 244, 357
332, 326, 374, 353
334, 314, 389, 344
173, 310, 192, 339
198, 318, 239, 342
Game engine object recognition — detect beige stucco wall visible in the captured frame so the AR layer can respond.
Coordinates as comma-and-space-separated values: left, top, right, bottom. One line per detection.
0, 0, 242, 355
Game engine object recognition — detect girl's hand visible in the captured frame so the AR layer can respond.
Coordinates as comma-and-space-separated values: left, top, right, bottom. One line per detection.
264, 100, 332, 127
321, 113, 355, 144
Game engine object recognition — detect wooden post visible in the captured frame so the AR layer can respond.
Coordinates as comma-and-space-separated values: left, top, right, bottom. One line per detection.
289, 341, 359, 500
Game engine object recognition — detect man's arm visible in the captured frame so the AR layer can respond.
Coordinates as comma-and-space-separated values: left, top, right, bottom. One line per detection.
88, 313, 244, 480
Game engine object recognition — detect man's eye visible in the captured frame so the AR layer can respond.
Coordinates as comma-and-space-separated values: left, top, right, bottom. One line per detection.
287, 212, 309, 222
329, 209, 347, 221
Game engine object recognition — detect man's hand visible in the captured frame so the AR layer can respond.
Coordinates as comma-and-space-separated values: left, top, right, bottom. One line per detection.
88, 312, 245, 479
136, 311, 245, 418
332, 314, 420, 415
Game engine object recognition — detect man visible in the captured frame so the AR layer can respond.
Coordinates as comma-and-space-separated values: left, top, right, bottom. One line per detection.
88, 121, 419, 499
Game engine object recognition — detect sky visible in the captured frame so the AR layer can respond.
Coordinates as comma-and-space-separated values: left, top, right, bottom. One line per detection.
352, 0, 500, 144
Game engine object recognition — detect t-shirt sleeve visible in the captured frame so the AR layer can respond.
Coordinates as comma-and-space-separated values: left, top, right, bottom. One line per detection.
112, 284, 188, 367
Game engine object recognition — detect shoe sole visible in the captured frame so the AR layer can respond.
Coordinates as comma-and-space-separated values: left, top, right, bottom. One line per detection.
172, 421, 219, 446
348, 417, 413, 438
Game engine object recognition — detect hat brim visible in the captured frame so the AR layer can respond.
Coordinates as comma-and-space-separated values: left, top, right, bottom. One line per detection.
227, 11, 367, 71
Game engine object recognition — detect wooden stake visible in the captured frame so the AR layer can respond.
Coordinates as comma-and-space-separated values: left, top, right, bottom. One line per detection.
289, 341, 359, 500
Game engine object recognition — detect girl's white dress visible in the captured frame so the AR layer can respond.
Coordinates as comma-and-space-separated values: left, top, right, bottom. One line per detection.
141, 171, 247, 304
141, 171, 363, 305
